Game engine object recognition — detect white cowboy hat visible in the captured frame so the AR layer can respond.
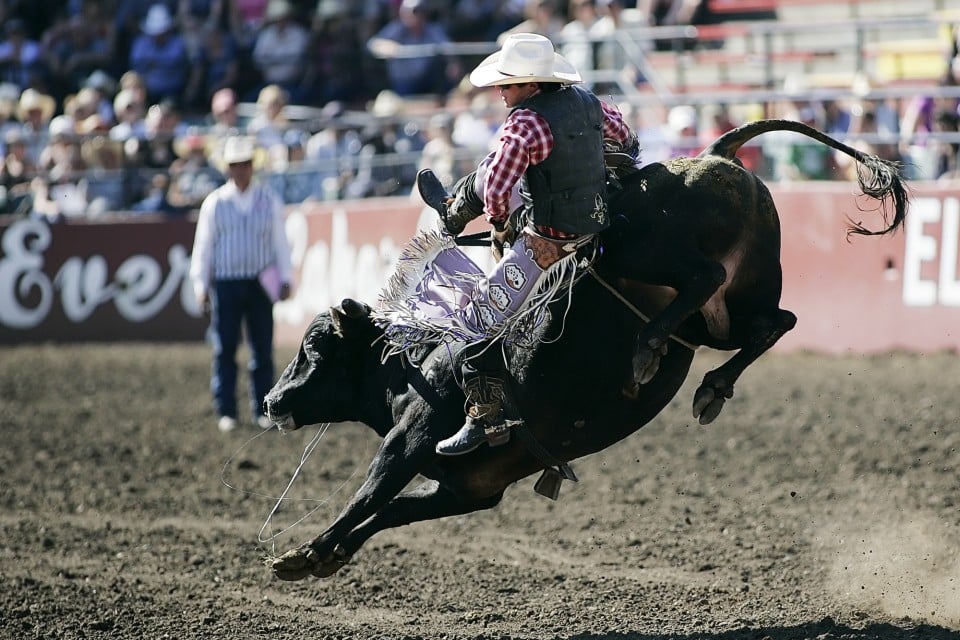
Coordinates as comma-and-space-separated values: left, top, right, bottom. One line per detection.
113, 88, 141, 115
222, 135, 257, 164
370, 90, 404, 118
265, 0, 294, 21
48, 115, 76, 140
17, 88, 56, 122
469, 33, 581, 88
667, 105, 696, 132
141, 4, 174, 36
315, 0, 348, 19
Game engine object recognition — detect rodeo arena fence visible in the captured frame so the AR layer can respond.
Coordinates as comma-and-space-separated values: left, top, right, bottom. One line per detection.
1, 0, 959, 353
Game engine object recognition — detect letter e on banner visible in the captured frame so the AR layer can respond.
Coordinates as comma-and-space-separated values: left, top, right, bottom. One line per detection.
938, 197, 960, 306
902, 197, 940, 307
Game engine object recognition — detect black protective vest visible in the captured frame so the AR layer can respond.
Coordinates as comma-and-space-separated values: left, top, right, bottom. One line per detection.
516, 85, 609, 235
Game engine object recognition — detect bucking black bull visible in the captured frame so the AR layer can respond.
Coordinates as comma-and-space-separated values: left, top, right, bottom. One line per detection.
263, 119, 908, 581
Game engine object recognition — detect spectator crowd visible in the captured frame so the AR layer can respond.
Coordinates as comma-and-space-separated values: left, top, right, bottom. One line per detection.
0, 0, 958, 221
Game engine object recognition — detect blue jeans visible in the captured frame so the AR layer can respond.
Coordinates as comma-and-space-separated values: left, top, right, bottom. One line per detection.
210, 279, 275, 420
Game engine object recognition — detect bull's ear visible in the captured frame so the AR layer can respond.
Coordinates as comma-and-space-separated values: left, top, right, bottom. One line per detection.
340, 298, 371, 318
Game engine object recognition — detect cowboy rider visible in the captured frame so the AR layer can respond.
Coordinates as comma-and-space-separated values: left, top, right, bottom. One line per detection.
417, 33, 639, 456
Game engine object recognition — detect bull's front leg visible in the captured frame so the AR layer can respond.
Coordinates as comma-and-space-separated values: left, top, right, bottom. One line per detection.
270, 418, 435, 581
338, 479, 504, 558
630, 259, 726, 389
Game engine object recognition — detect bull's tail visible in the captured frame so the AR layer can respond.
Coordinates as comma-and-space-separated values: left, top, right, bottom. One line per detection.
700, 119, 908, 237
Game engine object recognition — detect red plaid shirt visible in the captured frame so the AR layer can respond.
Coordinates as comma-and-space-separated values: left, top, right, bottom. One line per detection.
483, 95, 631, 235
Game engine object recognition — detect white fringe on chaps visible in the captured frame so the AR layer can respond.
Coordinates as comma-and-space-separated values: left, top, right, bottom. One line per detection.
373, 228, 587, 360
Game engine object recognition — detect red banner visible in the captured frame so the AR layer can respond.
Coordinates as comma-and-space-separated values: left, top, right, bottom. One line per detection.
0, 214, 203, 343
1, 184, 958, 352
775, 183, 959, 353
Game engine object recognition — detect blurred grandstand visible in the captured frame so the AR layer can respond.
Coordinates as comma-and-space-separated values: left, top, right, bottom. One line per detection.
0, 0, 958, 220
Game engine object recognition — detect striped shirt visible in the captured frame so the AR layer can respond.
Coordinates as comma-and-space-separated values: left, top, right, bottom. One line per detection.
483, 96, 632, 227
189, 180, 292, 300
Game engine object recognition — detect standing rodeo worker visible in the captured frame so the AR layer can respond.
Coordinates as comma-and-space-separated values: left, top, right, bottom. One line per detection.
189, 135, 293, 433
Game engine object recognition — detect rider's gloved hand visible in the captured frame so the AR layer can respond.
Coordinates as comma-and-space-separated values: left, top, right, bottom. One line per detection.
604, 134, 640, 163
604, 134, 641, 180
490, 217, 512, 261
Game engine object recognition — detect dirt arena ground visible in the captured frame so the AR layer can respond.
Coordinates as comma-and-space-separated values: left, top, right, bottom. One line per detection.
1, 343, 958, 640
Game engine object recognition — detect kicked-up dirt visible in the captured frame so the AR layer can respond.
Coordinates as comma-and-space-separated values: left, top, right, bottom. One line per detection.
1, 343, 958, 639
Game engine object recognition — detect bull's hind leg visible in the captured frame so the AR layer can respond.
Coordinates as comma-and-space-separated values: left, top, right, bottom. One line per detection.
693, 308, 796, 424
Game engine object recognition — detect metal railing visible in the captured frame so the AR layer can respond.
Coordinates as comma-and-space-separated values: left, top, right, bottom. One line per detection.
5, 7, 959, 218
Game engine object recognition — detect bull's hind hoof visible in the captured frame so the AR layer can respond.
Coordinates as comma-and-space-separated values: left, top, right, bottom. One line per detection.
270, 543, 350, 581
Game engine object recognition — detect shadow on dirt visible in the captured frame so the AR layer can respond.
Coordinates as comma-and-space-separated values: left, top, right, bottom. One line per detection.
567, 617, 960, 640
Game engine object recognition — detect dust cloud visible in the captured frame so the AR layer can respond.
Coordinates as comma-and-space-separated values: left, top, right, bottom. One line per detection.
815, 503, 960, 628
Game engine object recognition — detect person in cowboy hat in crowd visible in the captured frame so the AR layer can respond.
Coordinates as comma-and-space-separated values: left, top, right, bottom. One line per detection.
15, 88, 57, 164
167, 126, 224, 210
250, 0, 310, 103
416, 32, 639, 456
129, 3, 196, 104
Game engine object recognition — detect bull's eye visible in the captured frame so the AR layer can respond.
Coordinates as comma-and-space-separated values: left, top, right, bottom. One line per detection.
305, 345, 323, 364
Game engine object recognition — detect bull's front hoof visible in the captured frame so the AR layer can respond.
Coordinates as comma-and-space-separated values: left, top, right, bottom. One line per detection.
632, 347, 661, 386
270, 543, 350, 581
692, 382, 732, 425
270, 545, 319, 581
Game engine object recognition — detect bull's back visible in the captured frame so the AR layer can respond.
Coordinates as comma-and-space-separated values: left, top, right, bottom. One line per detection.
613, 155, 786, 346
665, 155, 779, 239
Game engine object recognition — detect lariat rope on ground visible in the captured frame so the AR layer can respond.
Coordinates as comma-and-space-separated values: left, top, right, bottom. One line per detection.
219, 423, 362, 556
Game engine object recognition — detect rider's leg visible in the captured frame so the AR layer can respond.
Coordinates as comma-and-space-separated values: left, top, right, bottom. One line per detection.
417, 169, 484, 235
417, 157, 522, 236
436, 228, 581, 456
435, 345, 510, 456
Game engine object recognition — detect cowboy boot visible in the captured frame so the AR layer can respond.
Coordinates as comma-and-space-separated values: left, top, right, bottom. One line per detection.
417, 169, 482, 236
435, 372, 511, 456
417, 168, 453, 218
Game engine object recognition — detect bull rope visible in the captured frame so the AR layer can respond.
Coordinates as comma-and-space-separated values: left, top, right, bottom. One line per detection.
586, 267, 699, 351
218, 424, 362, 556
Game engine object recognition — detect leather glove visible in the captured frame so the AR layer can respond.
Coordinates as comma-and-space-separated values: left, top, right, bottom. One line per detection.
490, 217, 513, 261
604, 133, 641, 181
604, 133, 640, 164
444, 214, 467, 237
